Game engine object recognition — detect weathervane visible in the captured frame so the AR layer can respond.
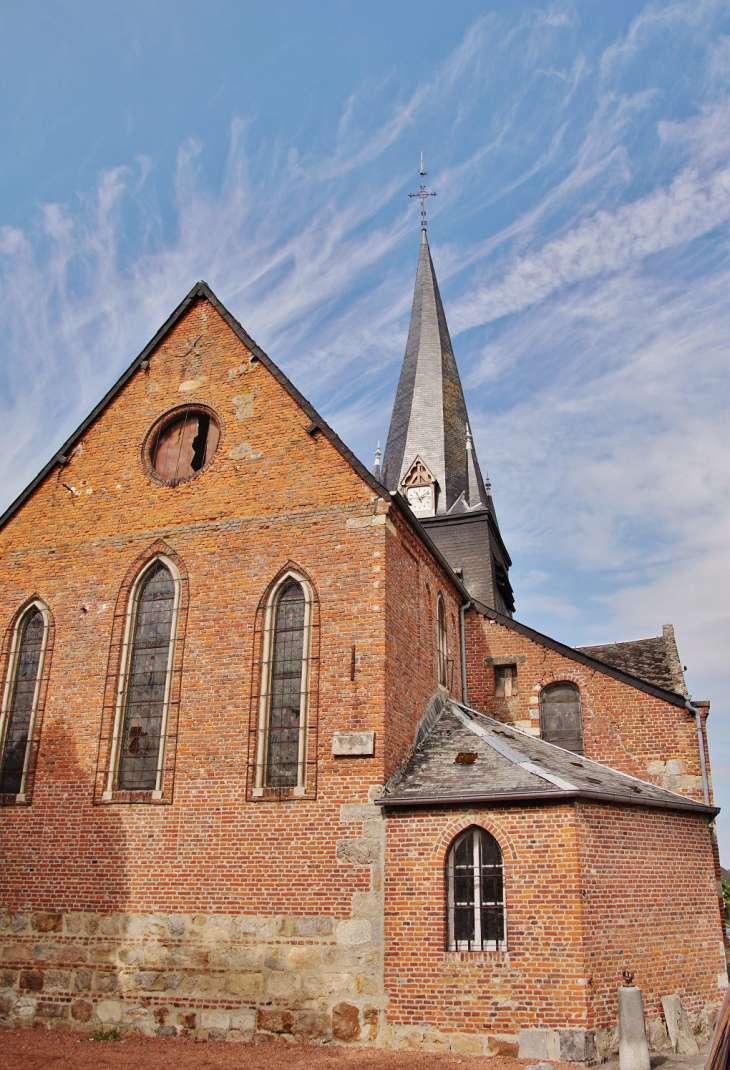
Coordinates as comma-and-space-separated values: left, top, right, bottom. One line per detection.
409, 153, 437, 230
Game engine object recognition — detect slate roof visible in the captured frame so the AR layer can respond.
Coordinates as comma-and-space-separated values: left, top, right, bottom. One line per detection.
577, 625, 687, 696
380, 231, 490, 516
377, 699, 716, 816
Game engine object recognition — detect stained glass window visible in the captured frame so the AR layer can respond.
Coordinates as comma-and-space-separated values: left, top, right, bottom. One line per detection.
0, 608, 45, 795
266, 581, 306, 788
117, 562, 175, 792
447, 827, 506, 951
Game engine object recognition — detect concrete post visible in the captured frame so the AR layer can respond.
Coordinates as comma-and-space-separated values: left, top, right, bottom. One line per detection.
619, 986, 651, 1070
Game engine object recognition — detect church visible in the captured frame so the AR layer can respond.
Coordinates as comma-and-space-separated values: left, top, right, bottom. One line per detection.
0, 205, 725, 1056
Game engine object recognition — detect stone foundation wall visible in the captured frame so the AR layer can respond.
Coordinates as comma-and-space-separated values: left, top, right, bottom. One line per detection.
0, 906, 382, 1043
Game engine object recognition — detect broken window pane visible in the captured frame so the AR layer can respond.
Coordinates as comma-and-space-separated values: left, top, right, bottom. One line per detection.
0, 609, 45, 795
152, 410, 220, 482
117, 562, 175, 791
266, 581, 306, 788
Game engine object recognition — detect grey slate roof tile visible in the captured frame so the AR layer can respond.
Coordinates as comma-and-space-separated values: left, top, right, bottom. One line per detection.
577, 625, 688, 696
378, 700, 715, 816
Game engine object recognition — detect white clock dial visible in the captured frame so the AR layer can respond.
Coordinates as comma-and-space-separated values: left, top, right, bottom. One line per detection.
406, 485, 433, 513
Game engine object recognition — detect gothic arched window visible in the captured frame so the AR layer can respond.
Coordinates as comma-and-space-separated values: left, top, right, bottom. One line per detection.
437, 596, 448, 688
256, 572, 313, 792
539, 681, 584, 754
107, 558, 181, 796
447, 827, 506, 951
0, 604, 49, 797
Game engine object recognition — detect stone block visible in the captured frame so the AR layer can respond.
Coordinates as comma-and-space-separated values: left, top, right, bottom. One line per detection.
662, 994, 700, 1055
230, 1010, 256, 1032
15, 996, 37, 1020
339, 803, 379, 823
44, 970, 71, 991
100, 915, 120, 936
200, 1009, 231, 1031
0, 988, 18, 1015
332, 731, 374, 756
258, 1008, 294, 1033
336, 840, 379, 866
20, 970, 44, 992
350, 892, 380, 918
560, 1028, 596, 1062
301, 972, 357, 999
74, 968, 92, 992
10, 914, 28, 932
336, 919, 372, 947
332, 1001, 360, 1041
179, 1011, 197, 1029
224, 972, 264, 998
71, 999, 93, 1022
519, 1028, 561, 1061
0, 969, 17, 988
488, 1035, 518, 1056
265, 971, 301, 998
95, 999, 122, 1024
647, 1017, 670, 1050
92, 971, 118, 993
279, 915, 333, 938
31, 913, 62, 933
295, 1010, 330, 1038
37, 1000, 68, 1019
456, 1034, 487, 1054
422, 1031, 451, 1052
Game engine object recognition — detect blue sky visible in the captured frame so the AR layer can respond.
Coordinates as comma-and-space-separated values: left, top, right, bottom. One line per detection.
3, 1, 730, 852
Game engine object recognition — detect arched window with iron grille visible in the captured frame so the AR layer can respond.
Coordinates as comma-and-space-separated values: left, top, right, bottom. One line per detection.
447, 826, 506, 951
437, 595, 448, 688
256, 572, 314, 791
539, 681, 584, 754
0, 603, 50, 798
106, 557, 181, 797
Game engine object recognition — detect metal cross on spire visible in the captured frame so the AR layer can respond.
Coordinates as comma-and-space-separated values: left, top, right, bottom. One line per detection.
408, 152, 437, 230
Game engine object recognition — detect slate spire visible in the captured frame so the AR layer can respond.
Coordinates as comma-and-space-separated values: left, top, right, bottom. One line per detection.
381, 229, 485, 516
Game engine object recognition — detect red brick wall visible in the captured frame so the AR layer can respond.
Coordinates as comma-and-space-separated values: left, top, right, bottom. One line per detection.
576, 802, 725, 1027
382, 800, 725, 1040
0, 295, 454, 916
465, 612, 707, 800
382, 803, 588, 1035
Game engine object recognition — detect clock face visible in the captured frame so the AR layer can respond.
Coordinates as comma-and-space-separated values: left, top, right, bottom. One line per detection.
406, 484, 433, 514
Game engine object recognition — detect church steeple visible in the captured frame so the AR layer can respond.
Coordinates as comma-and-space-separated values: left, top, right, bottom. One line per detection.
381, 173, 514, 614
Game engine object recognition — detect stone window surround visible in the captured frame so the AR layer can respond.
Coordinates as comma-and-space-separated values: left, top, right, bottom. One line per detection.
252, 568, 315, 799
0, 599, 52, 804
101, 551, 184, 803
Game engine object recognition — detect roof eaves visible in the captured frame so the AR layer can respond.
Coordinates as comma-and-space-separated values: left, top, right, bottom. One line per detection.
375, 788, 718, 818
470, 599, 687, 709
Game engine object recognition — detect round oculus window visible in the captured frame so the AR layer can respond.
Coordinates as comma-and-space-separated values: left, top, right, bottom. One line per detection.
146, 407, 220, 484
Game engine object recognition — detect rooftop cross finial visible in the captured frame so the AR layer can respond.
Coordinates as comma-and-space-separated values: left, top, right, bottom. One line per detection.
408, 152, 437, 231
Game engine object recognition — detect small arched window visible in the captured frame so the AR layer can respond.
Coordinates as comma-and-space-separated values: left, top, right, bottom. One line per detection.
107, 558, 181, 797
256, 573, 313, 791
447, 827, 506, 951
540, 681, 584, 754
0, 604, 49, 797
437, 596, 448, 688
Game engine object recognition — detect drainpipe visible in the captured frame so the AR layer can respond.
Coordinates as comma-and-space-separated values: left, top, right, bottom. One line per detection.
686, 697, 711, 807
459, 599, 471, 706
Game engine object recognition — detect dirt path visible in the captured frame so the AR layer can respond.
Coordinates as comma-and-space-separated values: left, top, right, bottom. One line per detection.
1, 1030, 569, 1070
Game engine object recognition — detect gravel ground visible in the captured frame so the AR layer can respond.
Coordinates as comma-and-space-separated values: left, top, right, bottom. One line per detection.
0, 1030, 574, 1070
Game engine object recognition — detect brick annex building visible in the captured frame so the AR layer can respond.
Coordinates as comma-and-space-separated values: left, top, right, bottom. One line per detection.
0, 222, 725, 1057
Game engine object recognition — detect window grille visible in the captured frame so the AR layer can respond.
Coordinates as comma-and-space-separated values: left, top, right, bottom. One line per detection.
109, 559, 180, 795
437, 596, 448, 688
447, 827, 506, 952
0, 607, 48, 796
540, 681, 584, 754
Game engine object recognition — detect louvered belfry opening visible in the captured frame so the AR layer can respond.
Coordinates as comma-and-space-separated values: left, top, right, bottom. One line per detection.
539, 681, 584, 754
0, 609, 45, 795
118, 562, 175, 792
447, 827, 506, 951
266, 581, 306, 788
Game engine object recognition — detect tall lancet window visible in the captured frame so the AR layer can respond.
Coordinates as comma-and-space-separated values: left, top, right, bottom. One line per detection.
437, 596, 448, 687
256, 572, 313, 792
109, 558, 180, 795
447, 827, 506, 952
0, 605, 49, 797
